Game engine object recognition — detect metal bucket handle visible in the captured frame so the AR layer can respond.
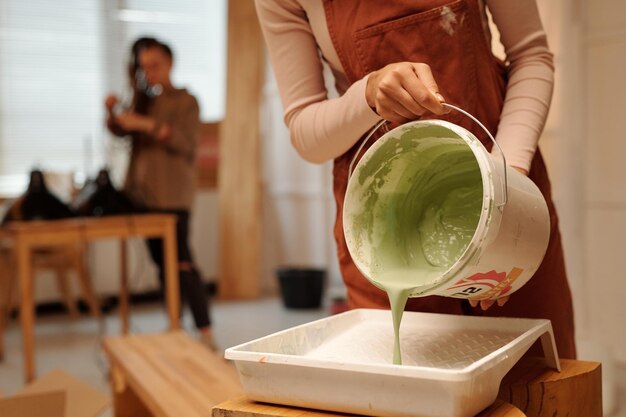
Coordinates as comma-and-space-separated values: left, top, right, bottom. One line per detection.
348, 102, 508, 208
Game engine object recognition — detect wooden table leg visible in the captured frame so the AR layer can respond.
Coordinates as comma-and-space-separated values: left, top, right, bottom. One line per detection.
16, 237, 35, 382
0, 250, 16, 362
0, 265, 6, 362
75, 243, 101, 319
120, 239, 129, 335
163, 222, 180, 330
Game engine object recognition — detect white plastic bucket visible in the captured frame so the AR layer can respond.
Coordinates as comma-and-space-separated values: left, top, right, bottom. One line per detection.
343, 105, 550, 300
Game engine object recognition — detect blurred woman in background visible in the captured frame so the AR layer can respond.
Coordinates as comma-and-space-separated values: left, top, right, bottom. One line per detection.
105, 37, 213, 348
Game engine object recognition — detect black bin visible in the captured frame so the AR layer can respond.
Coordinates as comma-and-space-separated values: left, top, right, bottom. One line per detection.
276, 267, 325, 309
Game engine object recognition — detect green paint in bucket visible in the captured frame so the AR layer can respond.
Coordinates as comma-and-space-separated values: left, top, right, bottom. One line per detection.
354, 127, 483, 290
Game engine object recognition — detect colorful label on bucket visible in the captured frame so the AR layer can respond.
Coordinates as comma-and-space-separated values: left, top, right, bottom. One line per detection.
446, 267, 524, 299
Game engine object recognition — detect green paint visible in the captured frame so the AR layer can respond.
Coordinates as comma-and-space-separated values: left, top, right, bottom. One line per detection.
385, 283, 412, 365
346, 124, 484, 365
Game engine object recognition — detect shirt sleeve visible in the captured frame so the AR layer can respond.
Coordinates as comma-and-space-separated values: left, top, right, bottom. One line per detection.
488, 0, 555, 172
255, 0, 382, 164
162, 94, 199, 160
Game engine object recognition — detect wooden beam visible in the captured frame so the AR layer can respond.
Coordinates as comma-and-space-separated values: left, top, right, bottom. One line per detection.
218, 0, 264, 299
197, 123, 220, 189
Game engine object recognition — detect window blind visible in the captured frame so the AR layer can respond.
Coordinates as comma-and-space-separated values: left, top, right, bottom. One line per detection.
0, 0, 226, 195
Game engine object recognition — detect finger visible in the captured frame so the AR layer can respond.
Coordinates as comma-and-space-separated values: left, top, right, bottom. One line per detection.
378, 108, 411, 125
379, 64, 430, 117
377, 94, 415, 121
469, 299, 479, 308
410, 63, 446, 115
497, 296, 510, 307
375, 95, 414, 124
400, 76, 438, 116
392, 86, 430, 118
376, 77, 423, 121
480, 299, 496, 310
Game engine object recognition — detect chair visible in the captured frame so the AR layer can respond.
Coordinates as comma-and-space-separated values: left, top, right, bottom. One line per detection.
0, 241, 102, 361
0, 242, 100, 319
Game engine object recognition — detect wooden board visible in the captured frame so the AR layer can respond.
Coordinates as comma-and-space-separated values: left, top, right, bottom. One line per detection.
104, 331, 243, 417
0, 390, 65, 417
197, 122, 220, 189
218, 0, 264, 299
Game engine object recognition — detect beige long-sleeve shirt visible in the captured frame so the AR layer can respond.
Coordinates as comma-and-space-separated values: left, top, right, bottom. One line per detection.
123, 88, 199, 210
256, 0, 554, 172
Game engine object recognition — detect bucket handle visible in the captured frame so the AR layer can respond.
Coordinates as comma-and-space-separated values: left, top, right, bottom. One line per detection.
348, 103, 508, 208
348, 119, 387, 179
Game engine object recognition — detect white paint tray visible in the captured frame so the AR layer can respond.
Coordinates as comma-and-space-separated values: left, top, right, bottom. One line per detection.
225, 309, 560, 417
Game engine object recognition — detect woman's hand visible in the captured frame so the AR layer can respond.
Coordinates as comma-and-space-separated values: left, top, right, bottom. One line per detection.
366, 62, 447, 124
104, 94, 119, 113
114, 112, 171, 142
469, 296, 510, 310
114, 112, 156, 134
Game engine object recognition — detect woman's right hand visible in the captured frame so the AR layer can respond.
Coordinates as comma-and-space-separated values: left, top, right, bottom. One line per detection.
366, 62, 447, 124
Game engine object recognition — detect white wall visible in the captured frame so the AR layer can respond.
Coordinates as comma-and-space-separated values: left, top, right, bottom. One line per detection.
259, 58, 343, 297
581, 0, 626, 365
488, 2, 588, 335
533, 0, 588, 336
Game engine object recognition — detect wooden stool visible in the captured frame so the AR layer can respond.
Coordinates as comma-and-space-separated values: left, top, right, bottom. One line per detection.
498, 357, 602, 416
103, 330, 243, 417
213, 396, 526, 417
212, 358, 602, 417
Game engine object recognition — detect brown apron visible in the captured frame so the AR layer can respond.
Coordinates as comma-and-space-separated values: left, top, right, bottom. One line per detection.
323, 0, 576, 358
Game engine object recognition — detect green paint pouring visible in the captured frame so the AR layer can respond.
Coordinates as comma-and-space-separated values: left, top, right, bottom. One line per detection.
385, 284, 413, 365
347, 125, 483, 364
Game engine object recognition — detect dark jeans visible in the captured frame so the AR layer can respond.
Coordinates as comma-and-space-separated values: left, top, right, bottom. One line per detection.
146, 210, 211, 328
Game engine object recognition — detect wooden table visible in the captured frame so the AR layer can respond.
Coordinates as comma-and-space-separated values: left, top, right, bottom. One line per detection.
0, 214, 180, 383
